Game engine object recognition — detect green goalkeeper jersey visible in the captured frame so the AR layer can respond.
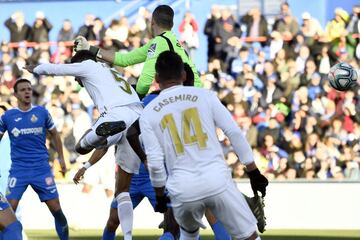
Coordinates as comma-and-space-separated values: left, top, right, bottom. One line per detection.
114, 31, 202, 95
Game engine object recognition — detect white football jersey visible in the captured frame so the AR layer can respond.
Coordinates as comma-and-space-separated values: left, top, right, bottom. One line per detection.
140, 86, 254, 203
34, 60, 140, 112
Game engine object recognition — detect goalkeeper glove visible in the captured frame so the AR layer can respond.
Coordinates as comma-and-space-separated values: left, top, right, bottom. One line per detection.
247, 168, 268, 197
73, 36, 100, 57
155, 195, 170, 213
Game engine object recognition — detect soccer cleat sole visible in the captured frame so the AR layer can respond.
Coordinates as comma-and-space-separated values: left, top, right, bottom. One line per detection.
243, 193, 266, 233
95, 121, 126, 137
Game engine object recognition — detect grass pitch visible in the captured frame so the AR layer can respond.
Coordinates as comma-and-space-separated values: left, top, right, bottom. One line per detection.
25, 229, 360, 239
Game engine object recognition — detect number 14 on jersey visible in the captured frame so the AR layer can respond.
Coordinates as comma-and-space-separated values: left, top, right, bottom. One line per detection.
161, 107, 208, 155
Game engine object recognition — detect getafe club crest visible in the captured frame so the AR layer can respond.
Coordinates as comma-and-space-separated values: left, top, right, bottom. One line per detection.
45, 177, 54, 185
31, 114, 38, 123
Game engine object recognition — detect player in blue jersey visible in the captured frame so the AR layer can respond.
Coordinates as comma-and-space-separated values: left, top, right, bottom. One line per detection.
0, 79, 69, 240
0, 192, 23, 240
0, 104, 23, 240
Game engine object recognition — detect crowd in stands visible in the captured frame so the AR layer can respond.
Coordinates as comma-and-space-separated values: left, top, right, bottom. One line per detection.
1, 2, 360, 182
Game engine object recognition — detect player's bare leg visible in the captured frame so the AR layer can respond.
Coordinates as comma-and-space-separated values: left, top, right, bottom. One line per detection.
114, 166, 133, 240
164, 208, 180, 239
45, 198, 69, 240
76, 121, 126, 155
0, 208, 23, 240
8, 199, 20, 212
103, 207, 120, 239
0, 208, 18, 230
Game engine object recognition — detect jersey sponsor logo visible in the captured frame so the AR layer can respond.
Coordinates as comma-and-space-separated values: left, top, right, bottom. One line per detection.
147, 43, 157, 58
11, 127, 43, 137
11, 127, 21, 137
14, 117, 22, 122
31, 114, 38, 123
45, 177, 54, 186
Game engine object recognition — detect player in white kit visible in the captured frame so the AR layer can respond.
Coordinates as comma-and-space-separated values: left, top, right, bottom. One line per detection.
25, 50, 143, 240
140, 51, 268, 240
25, 50, 142, 157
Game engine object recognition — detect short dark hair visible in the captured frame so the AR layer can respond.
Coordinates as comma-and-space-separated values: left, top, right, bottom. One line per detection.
71, 50, 97, 63
155, 51, 184, 83
14, 79, 31, 93
152, 5, 174, 29
183, 63, 194, 86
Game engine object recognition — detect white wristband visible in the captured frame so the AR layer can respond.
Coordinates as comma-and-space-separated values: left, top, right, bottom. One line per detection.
83, 162, 92, 170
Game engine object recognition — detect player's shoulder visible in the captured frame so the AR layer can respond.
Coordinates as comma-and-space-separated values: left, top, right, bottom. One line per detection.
32, 105, 46, 111
31, 105, 50, 115
181, 86, 215, 97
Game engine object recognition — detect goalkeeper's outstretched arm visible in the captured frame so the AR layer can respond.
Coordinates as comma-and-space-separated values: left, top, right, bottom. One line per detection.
74, 36, 148, 67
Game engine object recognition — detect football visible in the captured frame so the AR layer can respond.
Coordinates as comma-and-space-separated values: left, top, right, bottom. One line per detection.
328, 62, 358, 91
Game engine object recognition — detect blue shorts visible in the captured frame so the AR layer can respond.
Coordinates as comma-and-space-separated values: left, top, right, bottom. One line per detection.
0, 192, 10, 211
111, 180, 156, 210
6, 167, 59, 202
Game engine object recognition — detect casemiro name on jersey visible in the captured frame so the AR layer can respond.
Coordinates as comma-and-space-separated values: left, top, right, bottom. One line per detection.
153, 94, 198, 112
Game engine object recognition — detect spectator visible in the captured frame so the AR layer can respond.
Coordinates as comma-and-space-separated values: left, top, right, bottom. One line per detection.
87, 17, 106, 42
204, 4, 221, 61
77, 14, 95, 37
29, 11, 53, 43
300, 12, 323, 45
4, 11, 31, 43
213, 7, 241, 68
179, 11, 199, 59
346, 5, 360, 34
273, 13, 299, 40
325, 8, 349, 41
241, 7, 269, 43
57, 19, 74, 42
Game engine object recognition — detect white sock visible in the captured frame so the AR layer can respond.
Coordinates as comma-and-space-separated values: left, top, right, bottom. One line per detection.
116, 192, 133, 240
179, 228, 199, 240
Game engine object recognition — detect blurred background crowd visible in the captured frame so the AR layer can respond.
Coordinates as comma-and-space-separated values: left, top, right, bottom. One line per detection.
0, 1, 360, 183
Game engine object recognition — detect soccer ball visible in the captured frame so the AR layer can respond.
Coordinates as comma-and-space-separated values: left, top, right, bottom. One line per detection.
328, 62, 358, 91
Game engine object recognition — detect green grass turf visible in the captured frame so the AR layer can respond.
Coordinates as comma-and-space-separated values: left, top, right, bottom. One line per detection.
25, 229, 360, 240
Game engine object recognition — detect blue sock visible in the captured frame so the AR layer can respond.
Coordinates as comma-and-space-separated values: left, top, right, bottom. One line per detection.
2, 220, 23, 240
159, 232, 175, 240
102, 227, 115, 240
211, 221, 231, 240
52, 210, 69, 240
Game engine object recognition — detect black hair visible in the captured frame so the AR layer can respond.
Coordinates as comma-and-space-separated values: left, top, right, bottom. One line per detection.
183, 63, 194, 86
71, 50, 97, 63
155, 51, 184, 83
152, 5, 174, 29
14, 78, 31, 93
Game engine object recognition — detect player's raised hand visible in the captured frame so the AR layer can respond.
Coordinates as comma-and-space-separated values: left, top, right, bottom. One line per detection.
73, 167, 86, 184
73, 36, 90, 52
247, 168, 268, 197
59, 162, 68, 178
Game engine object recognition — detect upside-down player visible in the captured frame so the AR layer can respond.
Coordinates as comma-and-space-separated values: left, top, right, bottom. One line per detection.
25, 50, 143, 240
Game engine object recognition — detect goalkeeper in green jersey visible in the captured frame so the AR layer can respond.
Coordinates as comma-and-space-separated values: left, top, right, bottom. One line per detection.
74, 5, 202, 98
